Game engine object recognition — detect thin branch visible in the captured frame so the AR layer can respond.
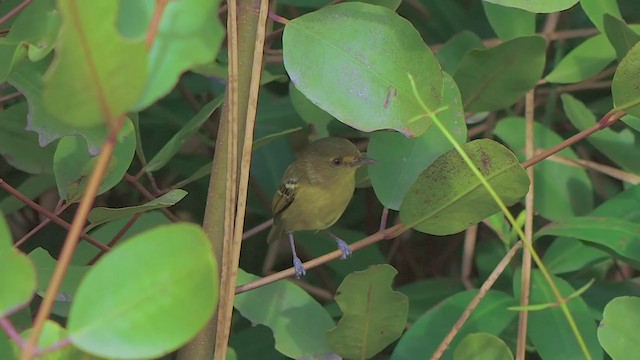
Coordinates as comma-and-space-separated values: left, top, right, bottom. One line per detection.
461, 224, 478, 290
0, 179, 109, 251
124, 174, 180, 222
236, 224, 403, 294
87, 212, 142, 265
0, 0, 32, 27
0, 317, 26, 348
0, 91, 23, 104
517, 89, 536, 360
21, 116, 126, 360
14, 201, 69, 248
521, 111, 625, 169
146, 0, 169, 49
242, 218, 273, 240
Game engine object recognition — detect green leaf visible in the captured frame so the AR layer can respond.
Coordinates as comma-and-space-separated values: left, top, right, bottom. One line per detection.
8, 57, 109, 154
494, 116, 594, 220
399, 139, 530, 235
117, 0, 224, 109
43, 0, 147, 127
344, 0, 401, 10
613, 42, 640, 116
598, 296, 640, 359
514, 270, 603, 360
543, 238, 610, 274
289, 82, 333, 139
545, 34, 616, 84
482, 0, 579, 13
483, 2, 536, 41
29, 248, 89, 317
454, 35, 546, 112
603, 14, 640, 61
145, 96, 223, 172
0, 212, 36, 316
535, 216, 640, 267
390, 290, 517, 360
0, 174, 55, 215
235, 269, 335, 359
398, 278, 466, 322
74, 212, 169, 265
327, 265, 408, 359
0, 102, 56, 174
283, 2, 443, 137
561, 93, 640, 174
3, 0, 60, 62
19, 320, 74, 359
580, 0, 622, 32
87, 189, 186, 228
53, 118, 136, 202
453, 333, 514, 360
436, 31, 484, 74
370, 74, 466, 210
68, 223, 218, 359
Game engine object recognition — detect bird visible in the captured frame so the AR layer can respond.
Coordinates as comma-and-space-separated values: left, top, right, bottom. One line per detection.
266, 137, 376, 278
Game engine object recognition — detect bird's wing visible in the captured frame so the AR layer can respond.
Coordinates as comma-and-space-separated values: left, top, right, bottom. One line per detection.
272, 177, 297, 217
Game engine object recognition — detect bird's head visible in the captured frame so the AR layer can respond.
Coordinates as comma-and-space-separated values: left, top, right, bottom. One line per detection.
300, 137, 376, 177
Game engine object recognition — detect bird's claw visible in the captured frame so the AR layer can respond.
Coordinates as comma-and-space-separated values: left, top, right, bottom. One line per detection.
336, 239, 353, 260
293, 256, 306, 278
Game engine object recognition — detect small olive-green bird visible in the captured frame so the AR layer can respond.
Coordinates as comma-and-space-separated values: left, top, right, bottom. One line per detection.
266, 137, 376, 278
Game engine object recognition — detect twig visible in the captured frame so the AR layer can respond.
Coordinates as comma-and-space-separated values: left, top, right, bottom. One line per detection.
0, 92, 23, 104
517, 89, 536, 360
236, 224, 403, 294
461, 224, 477, 290
0, 179, 109, 251
14, 201, 69, 248
0, 317, 26, 348
146, 0, 169, 48
242, 218, 273, 240
521, 111, 624, 168
22, 117, 125, 360
87, 213, 142, 265
124, 174, 180, 222
430, 241, 523, 360
0, 0, 32, 27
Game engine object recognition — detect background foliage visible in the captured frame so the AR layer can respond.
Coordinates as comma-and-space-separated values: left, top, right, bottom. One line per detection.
1, 0, 640, 359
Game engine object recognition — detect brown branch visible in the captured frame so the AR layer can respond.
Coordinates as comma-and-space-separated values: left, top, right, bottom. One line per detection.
235, 224, 403, 294
146, 0, 169, 49
87, 212, 142, 265
124, 173, 181, 222
0, 92, 23, 104
21, 116, 125, 360
521, 111, 625, 169
0, 0, 32, 27
0, 179, 109, 252
14, 201, 69, 248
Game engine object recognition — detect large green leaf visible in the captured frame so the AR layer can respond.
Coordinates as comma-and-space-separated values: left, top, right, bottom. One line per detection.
536, 216, 640, 267
400, 139, 530, 235
453, 333, 514, 360
390, 290, 516, 360
482, 2, 536, 40
561, 93, 640, 174
283, 2, 443, 137
327, 265, 408, 359
68, 223, 218, 359
603, 14, 640, 61
545, 34, 616, 84
9, 59, 109, 153
369, 74, 466, 210
0, 102, 56, 174
454, 35, 546, 112
598, 296, 640, 359
235, 269, 335, 359
514, 270, 603, 360
117, 0, 224, 110
436, 31, 484, 74
482, 0, 578, 13
580, 0, 621, 32
53, 118, 136, 202
29, 248, 89, 317
43, 0, 147, 127
612, 42, 640, 117
494, 117, 594, 220
0, 212, 36, 317
289, 82, 333, 139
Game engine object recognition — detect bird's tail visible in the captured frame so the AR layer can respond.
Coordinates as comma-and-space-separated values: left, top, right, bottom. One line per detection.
267, 220, 285, 244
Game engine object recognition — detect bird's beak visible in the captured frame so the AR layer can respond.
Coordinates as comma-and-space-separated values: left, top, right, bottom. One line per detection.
351, 155, 377, 166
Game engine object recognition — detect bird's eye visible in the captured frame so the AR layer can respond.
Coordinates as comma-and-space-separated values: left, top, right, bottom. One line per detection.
332, 158, 342, 166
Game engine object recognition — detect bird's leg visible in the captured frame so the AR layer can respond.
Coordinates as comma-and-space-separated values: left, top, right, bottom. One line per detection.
288, 232, 306, 278
325, 230, 353, 259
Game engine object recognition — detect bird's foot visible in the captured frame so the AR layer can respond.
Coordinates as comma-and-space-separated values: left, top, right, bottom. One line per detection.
336, 239, 353, 260
292, 256, 306, 278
